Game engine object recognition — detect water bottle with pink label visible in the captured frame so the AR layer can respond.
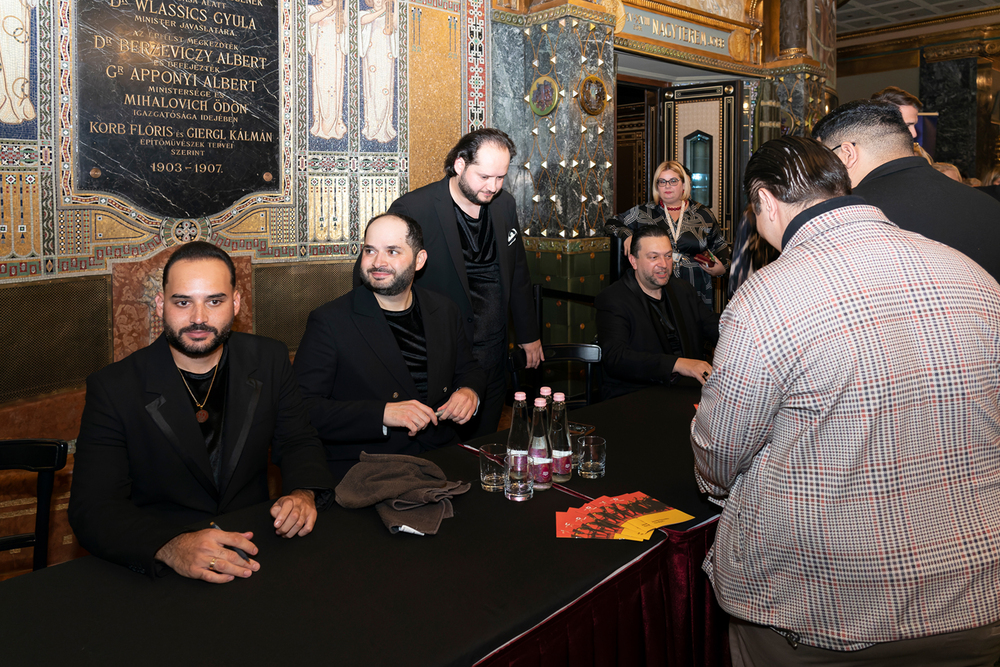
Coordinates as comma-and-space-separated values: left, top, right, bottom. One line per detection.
549, 392, 573, 482
505, 392, 533, 501
528, 397, 552, 490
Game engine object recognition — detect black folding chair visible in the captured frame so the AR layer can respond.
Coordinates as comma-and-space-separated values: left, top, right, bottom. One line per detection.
0, 439, 69, 570
509, 343, 602, 409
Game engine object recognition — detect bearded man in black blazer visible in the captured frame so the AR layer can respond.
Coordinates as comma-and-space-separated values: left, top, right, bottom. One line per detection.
596, 225, 720, 400
295, 213, 486, 478
383, 128, 541, 437
70, 242, 335, 583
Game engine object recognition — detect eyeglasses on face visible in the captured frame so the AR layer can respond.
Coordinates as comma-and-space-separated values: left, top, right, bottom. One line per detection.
656, 178, 681, 187
831, 142, 856, 153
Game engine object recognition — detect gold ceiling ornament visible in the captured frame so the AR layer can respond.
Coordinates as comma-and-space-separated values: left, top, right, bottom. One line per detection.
599, 0, 626, 34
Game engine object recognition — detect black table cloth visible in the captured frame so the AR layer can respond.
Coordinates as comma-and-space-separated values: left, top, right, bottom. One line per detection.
0, 384, 728, 666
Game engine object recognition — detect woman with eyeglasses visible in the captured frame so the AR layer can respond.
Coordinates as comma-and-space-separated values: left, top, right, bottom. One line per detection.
606, 160, 730, 308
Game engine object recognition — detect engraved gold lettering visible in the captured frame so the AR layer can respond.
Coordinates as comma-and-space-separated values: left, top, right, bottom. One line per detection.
228, 129, 273, 142
211, 11, 256, 29
134, 0, 208, 22
89, 122, 128, 134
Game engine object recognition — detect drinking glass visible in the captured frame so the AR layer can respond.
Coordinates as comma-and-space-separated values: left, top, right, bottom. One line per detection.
577, 436, 606, 479
479, 443, 505, 492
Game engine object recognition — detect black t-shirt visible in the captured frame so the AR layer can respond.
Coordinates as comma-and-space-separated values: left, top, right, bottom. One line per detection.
384, 293, 429, 401
179, 345, 229, 488
453, 202, 505, 367
645, 293, 683, 358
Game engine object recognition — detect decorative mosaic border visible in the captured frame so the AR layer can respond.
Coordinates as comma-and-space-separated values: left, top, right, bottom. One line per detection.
492, 5, 615, 27
467, 0, 485, 130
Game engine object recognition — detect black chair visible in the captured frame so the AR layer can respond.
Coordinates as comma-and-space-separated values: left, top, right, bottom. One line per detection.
607, 227, 627, 285
510, 343, 602, 409
0, 439, 69, 570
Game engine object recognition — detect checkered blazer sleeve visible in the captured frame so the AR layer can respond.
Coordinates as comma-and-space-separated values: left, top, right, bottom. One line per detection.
691, 308, 782, 498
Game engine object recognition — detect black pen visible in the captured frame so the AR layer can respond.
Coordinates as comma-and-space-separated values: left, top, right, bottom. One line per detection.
210, 521, 251, 562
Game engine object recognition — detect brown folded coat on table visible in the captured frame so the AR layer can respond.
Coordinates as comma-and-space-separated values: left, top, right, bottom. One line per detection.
335, 452, 471, 535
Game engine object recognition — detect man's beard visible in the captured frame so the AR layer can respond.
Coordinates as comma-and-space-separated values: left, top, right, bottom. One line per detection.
361, 260, 416, 297
163, 320, 232, 358
457, 171, 497, 207
639, 267, 669, 291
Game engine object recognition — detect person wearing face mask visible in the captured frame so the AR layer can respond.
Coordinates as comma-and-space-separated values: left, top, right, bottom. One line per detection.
606, 160, 730, 308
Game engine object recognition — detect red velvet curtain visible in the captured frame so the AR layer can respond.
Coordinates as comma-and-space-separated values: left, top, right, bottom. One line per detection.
474, 521, 730, 667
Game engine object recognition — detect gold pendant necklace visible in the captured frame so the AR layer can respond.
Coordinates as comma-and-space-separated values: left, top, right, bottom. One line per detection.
178, 363, 220, 423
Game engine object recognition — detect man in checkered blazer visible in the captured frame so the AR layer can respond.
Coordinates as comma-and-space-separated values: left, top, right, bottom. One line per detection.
692, 136, 1000, 664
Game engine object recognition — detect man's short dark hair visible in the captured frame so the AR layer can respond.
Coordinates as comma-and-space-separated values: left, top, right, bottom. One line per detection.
444, 128, 517, 177
630, 224, 672, 257
365, 212, 424, 253
871, 86, 922, 111
162, 241, 236, 289
811, 100, 913, 158
744, 136, 850, 213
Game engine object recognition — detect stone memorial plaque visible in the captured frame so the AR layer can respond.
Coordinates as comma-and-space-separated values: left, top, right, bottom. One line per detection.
75, 0, 280, 218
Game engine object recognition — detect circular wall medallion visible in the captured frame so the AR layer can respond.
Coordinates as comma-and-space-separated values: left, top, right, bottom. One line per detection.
729, 29, 750, 63
579, 76, 607, 116
528, 75, 560, 116
172, 220, 201, 243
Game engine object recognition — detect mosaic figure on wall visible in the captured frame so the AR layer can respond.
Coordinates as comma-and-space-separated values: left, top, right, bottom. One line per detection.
308, 0, 348, 141
0, 0, 36, 125
359, 0, 397, 144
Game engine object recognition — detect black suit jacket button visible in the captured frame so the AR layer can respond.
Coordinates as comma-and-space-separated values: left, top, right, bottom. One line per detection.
443, 386, 448, 393
392, 391, 399, 399
467, 317, 473, 323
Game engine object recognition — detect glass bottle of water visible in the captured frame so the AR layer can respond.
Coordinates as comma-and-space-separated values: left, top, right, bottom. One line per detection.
528, 397, 552, 491
549, 392, 573, 482
505, 391, 533, 502
538, 386, 553, 435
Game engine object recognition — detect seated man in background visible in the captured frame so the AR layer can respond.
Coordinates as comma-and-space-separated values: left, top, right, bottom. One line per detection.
70, 242, 335, 583
596, 224, 719, 400
295, 213, 485, 478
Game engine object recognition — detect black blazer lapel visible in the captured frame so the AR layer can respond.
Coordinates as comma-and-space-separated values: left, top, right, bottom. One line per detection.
491, 201, 513, 309
143, 337, 219, 502
434, 179, 472, 302
217, 341, 262, 503
353, 287, 420, 397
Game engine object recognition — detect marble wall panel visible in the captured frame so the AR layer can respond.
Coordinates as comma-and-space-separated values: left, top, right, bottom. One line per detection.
920, 57, 978, 178
492, 8, 615, 236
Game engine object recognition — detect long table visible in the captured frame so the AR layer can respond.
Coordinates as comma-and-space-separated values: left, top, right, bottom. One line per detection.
0, 384, 728, 666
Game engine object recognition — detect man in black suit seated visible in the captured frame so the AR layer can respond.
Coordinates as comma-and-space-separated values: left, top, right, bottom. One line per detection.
70, 242, 335, 583
295, 213, 486, 478
596, 225, 720, 400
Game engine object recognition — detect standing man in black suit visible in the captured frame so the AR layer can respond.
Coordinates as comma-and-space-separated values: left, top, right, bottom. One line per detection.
385, 128, 541, 437
295, 213, 486, 478
70, 242, 335, 583
596, 225, 720, 400
812, 100, 1000, 282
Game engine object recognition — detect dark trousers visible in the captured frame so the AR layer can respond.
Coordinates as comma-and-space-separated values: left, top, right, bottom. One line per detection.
730, 617, 1000, 667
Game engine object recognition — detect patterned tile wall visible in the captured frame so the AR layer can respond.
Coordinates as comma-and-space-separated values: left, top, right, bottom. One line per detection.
0, 0, 484, 287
